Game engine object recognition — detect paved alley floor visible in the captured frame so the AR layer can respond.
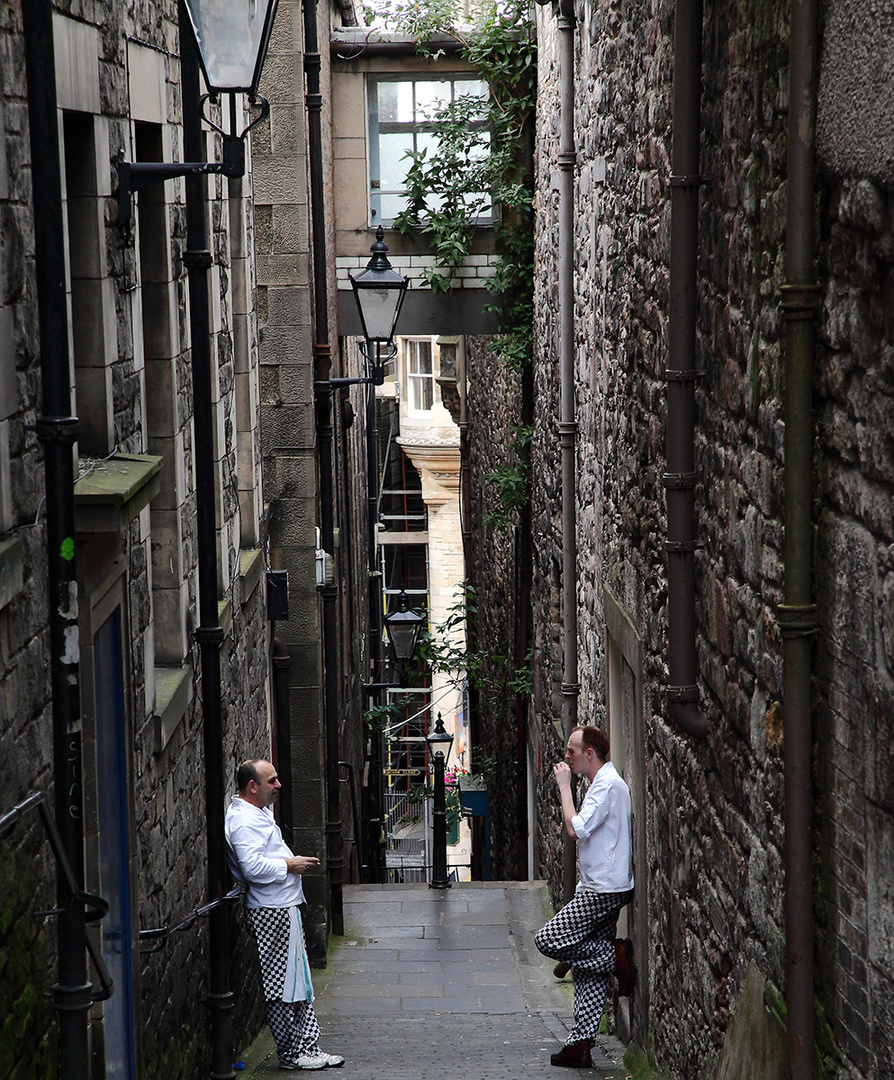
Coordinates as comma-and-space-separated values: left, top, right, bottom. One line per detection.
238, 881, 630, 1079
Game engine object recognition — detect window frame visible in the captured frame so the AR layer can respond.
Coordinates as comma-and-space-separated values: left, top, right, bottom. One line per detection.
367, 74, 492, 227
404, 338, 436, 415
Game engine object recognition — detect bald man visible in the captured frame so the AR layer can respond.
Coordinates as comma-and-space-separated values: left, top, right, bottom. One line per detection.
225, 759, 344, 1071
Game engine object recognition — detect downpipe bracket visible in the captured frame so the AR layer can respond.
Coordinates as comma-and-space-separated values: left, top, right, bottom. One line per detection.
777, 603, 819, 638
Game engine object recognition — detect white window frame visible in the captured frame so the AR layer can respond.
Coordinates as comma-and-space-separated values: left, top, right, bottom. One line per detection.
367, 74, 492, 227
404, 338, 436, 414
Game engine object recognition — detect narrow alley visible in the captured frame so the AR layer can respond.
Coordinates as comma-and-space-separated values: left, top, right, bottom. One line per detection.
237, 883, 630, 1080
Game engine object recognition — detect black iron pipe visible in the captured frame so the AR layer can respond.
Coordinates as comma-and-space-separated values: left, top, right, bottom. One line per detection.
556, 0, 579, 903
303, 0, 345, 935
781, 0, 819, 1074
179, 6, 235, 1076
665, 0, 708, 739
272, 637, 295, 847
22, 4, 92, 1076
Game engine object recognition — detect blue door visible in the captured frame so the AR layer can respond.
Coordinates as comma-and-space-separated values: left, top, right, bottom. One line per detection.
95, 607, 137, 1079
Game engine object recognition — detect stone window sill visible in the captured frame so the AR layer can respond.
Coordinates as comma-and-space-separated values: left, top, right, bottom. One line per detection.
154, 663, 193, 752
74, 453, 163, 533
239, 548, 263, 605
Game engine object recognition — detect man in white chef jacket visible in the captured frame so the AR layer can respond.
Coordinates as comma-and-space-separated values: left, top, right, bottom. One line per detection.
225, 758, 344, 1071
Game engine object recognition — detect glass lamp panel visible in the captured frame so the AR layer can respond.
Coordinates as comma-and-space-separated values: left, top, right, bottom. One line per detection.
182, 0, 278, 92
355, 286, 403, 342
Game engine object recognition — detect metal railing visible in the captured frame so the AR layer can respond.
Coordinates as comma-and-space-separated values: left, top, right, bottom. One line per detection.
0, 791, 113, 1001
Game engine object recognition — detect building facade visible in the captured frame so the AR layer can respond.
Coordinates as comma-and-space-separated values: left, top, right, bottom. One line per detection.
513, 2, 894, 1079
1, 1, 272, 1076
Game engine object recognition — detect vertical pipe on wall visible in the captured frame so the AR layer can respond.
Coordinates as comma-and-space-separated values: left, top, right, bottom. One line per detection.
781, 0, 819, 1075
179, 8, 235, 1077
22, 5, 91, 1077
303, 0, 346, 935
556, 0, 579, 904
665, 0, 708, 739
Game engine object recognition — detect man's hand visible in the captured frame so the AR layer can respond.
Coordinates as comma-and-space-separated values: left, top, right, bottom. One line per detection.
286, 855, 320, 875
553, 762, 573, 790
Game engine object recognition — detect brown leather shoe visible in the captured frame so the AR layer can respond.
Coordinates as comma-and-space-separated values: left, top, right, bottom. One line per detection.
553, 961, 571, 979
550, 1040, 593, 1068
614, 938, 635, 997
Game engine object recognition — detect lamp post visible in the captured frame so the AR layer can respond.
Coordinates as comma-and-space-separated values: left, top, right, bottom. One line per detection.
385, 589, 425, 668
426, 713, 455, 890
349, 227, 410, 385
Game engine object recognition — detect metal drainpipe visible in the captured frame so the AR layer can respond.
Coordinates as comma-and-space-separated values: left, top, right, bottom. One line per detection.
557, 0, 579, 904
272, 637, 295, 847
780, 0, 819, 1074
180, 8, 235, 1077
303, 0, 346, 936
665, 0, 709, 739
22, 4, 91, 1078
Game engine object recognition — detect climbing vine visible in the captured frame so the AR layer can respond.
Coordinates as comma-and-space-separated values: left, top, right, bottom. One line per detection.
362, 0, 536, 525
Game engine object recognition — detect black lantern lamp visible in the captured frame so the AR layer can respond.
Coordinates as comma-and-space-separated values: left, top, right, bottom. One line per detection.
385, 590, 424, 664
426, 713, 455, 890
181, 0, 279, 93
116, 0, 280, 233
350, 227, 409, 385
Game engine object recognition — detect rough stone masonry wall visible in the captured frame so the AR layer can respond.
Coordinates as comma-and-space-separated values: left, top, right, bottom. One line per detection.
532, 1, 792, 1077
813, 175, 894, 1080
464, 334, 530, 881
531, 1, 894, 1079
0, 6, 59, 1073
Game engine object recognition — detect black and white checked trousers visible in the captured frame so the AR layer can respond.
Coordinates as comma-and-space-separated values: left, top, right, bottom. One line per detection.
245, 906, 322, 1064
534, 888, 633, 1043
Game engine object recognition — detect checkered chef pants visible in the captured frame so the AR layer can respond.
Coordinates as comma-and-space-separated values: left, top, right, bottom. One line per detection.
534, 888, 633, 1044
245, 905, 323, 1063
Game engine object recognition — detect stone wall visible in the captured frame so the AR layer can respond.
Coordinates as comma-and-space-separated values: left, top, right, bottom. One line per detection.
0, 1, 272, 1076
523, 2, 893, 1079
464, 333, 531, 880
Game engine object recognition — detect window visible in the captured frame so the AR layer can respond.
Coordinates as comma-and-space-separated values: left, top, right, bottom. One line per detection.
406, 339, 434, 413
368, 75, 490, 225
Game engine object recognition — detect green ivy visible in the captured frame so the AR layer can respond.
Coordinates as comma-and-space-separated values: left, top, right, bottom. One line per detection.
364, 0, 537, 536
483, 422, 532, 531
416, 583, 533, 703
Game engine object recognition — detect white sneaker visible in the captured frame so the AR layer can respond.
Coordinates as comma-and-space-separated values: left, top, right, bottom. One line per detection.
318, 1053, 345, 1068
293, 1054, 328, 1071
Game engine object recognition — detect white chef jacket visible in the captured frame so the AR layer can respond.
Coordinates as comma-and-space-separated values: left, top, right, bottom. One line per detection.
225, 795, 305, 909
572, 761, 634, 893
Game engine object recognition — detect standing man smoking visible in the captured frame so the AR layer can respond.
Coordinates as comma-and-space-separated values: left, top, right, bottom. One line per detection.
534, 726, 635, 1068
225, 758, 344, 1071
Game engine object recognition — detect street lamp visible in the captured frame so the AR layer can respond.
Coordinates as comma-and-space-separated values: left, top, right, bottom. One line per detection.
385, 590, 425, 666
426, 713, 455, 890
116, 0, 280, 232
349, 227, 410, 385
181, 0, 279, 93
